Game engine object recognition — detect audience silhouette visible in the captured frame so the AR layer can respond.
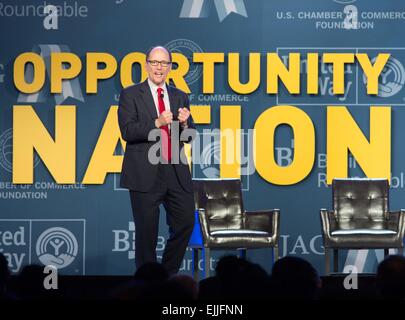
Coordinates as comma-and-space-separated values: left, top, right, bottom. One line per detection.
0, 253, 11, 300
376, 255, 405, 300
270, 256, 322, 299
199, 255, 270, 300
2, 253, 405, 300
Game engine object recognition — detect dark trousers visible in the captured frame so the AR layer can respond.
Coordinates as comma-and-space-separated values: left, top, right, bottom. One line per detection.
129, 164, 195, 275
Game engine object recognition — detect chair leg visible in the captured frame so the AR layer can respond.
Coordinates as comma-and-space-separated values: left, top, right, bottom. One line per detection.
273, 246, 279, 263
333, 249, 339, 273
325, 248, 331, 275
192, 248, 199, 281
239, 249, 246, 259
203, 248, 210, 279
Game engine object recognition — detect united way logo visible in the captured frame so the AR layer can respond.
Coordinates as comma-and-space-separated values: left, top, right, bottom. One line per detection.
0, 128, 40, 172
180, 0, 247, 22
36, 227, 78, 269
166, 39, 203, 85
363, 56, 405, 98
200, 140, 221, 178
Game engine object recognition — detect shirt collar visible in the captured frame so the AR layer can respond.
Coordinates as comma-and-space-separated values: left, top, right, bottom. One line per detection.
147, 79, 167, 95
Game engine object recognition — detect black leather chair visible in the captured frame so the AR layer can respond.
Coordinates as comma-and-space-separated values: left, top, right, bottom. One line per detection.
190, 178, 280, 279
321, 178, 405, 275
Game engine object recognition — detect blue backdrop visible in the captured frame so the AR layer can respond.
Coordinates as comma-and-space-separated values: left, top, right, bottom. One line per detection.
1, 0, 405, 276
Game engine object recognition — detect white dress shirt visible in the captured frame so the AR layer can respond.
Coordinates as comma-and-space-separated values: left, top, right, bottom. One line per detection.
147, 79, 171, 116
147, 79, 188, 129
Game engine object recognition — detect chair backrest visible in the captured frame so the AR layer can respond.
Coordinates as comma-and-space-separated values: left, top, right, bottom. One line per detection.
332, 178, 389, 221
193, 179, 244, 232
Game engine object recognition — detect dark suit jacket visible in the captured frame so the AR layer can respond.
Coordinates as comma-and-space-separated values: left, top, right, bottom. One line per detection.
118, 80, 195, 192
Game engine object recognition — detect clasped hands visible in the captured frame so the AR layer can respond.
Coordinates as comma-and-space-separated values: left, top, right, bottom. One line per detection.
155, 107, 190, 128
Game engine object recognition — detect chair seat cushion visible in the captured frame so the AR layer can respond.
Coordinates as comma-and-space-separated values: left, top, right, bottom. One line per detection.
331, 229, 397, 236
207, 229, 276, 249
211, 229, 269, 237
326, 220, 400, 248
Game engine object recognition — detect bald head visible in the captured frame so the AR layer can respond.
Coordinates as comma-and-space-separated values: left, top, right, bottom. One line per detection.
146, 46, 172, 63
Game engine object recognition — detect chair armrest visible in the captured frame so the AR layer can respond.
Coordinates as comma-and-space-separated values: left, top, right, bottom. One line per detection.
320, 208, 337, 237
245, 209, 280, 237
388, 210, 405, 239
197, 208, 211, 245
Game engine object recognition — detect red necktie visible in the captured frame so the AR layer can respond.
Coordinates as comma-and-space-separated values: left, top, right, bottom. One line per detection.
157, 88, 171, 162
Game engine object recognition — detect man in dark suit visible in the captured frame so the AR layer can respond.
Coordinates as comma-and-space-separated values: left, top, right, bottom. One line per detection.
118, 46, 195, 275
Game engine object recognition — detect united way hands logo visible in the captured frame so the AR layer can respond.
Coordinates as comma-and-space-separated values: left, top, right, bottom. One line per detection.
36, 227, 78, 269
362, 56, 405, 98
180, 0, 247, 22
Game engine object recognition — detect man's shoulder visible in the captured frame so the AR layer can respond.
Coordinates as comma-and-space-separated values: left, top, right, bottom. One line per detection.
120, 81, 147, 96
167, 84, 187, 97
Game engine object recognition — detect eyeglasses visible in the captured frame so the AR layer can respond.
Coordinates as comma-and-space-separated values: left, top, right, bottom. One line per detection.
147, 60, 172, 68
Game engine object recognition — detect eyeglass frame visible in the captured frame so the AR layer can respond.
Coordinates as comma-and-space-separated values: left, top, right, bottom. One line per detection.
147, 60, 172, 68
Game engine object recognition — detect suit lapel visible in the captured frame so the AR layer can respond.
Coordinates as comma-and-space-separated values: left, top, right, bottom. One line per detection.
167, 85, 178, 117
139, 80, 179, 119
139, 80, 159, 120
